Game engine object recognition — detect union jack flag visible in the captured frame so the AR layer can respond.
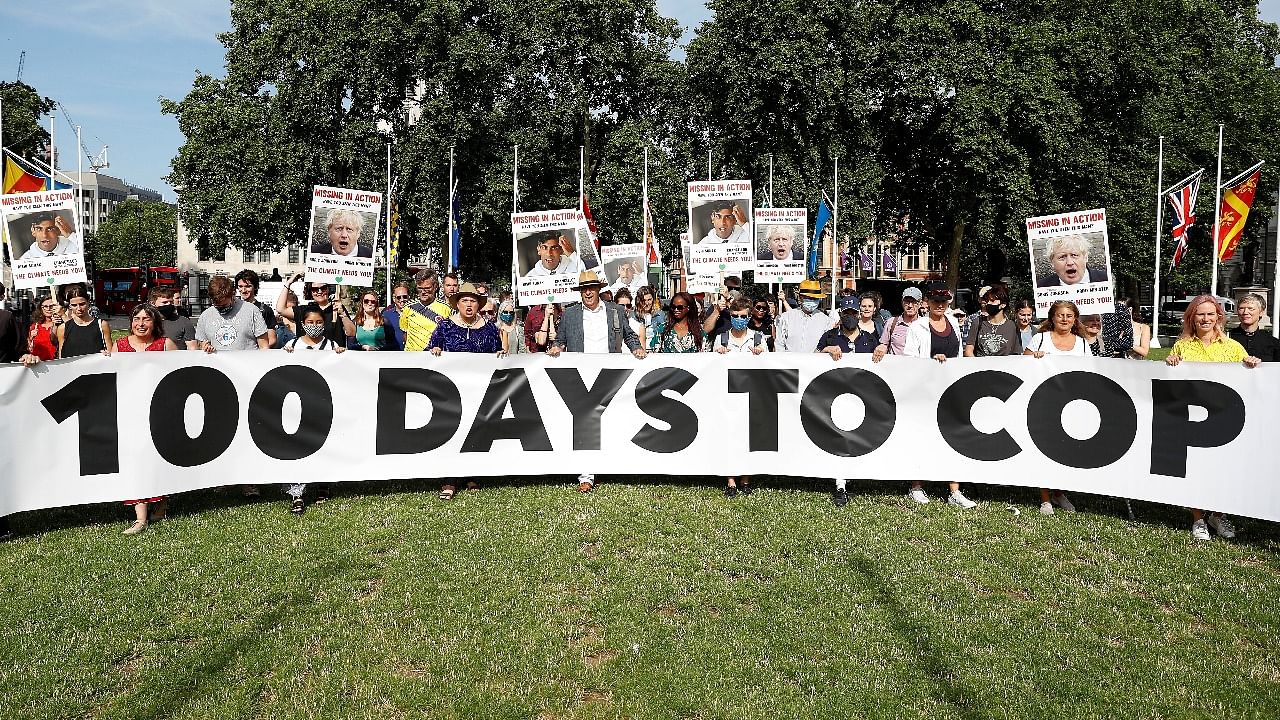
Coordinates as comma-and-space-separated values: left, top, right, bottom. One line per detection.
1167, 173, 1201, 270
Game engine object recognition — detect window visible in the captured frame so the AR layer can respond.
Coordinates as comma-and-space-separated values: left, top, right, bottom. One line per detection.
904, 250, 921, 271
288, 245, 300, 263
257, 250, 271, 263
242, 248, 253, 263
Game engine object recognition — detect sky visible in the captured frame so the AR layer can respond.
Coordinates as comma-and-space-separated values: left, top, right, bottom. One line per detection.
2, 0, 1275, 203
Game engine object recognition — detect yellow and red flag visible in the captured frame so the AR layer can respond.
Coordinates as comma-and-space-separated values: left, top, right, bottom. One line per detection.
3, 155, 48, 194
1216, 168, 1261, 262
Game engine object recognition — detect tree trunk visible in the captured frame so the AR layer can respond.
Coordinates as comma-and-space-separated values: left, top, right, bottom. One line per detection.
945, 218, 965, 294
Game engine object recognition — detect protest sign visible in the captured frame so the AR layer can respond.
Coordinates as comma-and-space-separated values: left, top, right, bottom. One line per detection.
601, 243, 646, 295
687, 181, 753, 273
3, 353, 1276, 523
1026, 208, 1115, 315
753, 207, 807, 283
512, 210, 587, 306
1, 189, 87, 289
304, 185, 382, 287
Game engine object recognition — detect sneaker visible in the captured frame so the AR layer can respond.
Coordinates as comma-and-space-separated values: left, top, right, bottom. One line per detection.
1040, 501, 1054, 515
1052, 493, 1076, 513
1191, 519, 1211, 541
948, 491, 977, 509
122, 521, 147, 535
290, 498, 306, 514
908, 488, 930, 505
724, 484, 738, 499
1207, 514, 1236, 539
738, 483, 754, 496
577, 474, 595, 493
832, 488, 849, 507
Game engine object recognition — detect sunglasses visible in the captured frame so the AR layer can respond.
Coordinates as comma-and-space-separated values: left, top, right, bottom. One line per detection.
362, 299, 378, 304
42, 303, 58, 309
953, 313, 967, 319
671, 304, 689, 310
753, 305, 768, 311
480, 310, 496, 316
731, 313, 750, 319
311, 287, 330, 294
393, 295, 410, 301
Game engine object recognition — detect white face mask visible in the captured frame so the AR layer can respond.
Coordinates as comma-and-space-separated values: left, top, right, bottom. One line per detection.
801, 298, 820, 314
302, 323, 325, 338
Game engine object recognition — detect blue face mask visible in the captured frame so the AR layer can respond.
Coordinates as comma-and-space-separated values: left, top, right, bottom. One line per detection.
730, 316, 749, 331
499, 311, 514, 324
801, 298, 820, 313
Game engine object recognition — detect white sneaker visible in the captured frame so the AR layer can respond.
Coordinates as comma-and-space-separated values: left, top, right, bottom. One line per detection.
1052, 493, 1076, 513
1191, 519, 1211, 541
948, 491, 977, 509
1040, 501, 1054, 515
908, 488, 930, 505
1207, 514, 1236, 539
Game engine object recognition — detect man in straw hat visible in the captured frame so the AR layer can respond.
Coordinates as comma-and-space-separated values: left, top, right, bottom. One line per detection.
549, 270, 647, 492
775, 279, 837, 353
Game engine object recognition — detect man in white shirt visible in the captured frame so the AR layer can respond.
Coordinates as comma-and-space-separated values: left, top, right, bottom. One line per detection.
20, 214, 82, 259
775, 279, 836, 352
699, 200, 750, 244
525, 232, 584, 277
549, 270, 645, 493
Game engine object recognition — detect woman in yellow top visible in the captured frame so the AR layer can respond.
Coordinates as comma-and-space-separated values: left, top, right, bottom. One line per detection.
1165, 294, 1260, 541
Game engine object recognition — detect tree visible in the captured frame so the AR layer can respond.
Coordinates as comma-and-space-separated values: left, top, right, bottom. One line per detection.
164, 0, 686, 282
88, 200, 177, 270
0, 81, 55, 160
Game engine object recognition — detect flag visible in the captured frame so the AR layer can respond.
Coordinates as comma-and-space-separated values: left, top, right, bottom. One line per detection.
1167, 174, 1200, 270
883, 251, 898, 275
860, 251, 873, 273
581, 193, 601, 256
1216, 168, 1261, 262
387, 200, 401, 267
449, 182, 461, 271
644, 199, 659, 265
808, 197, 832, 279
3, 155, 52, 194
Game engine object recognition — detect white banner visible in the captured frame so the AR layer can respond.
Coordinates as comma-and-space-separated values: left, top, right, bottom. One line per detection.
753, 207, 807, 282
1026, 208, 1116, 315
512, 209, 586, 307
2, 353, 1277, 522
1, 188, 88, 289
304, 185, 382, 287
687, 180, 753, 273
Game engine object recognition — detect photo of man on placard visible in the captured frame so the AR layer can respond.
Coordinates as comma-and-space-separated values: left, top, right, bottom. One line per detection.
309, 208, 375, 258
1035, 233, 1109, 287
756, 224, 802, 261
694, 199, 751, 245
10, 210, 82, 260
519, 230, 584, 278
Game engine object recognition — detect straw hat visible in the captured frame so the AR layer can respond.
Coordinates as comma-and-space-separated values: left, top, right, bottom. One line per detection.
450, 282, 486, 308
571, 270, 608, 291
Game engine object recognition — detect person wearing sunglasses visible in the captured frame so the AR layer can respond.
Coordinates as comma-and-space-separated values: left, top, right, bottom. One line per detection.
275, 272, 355, 345
347, 290, 390, 350
23, 295, 61, 362
56, 288, 112, 358
652, 291, 704, 353
379, 282, 412, 351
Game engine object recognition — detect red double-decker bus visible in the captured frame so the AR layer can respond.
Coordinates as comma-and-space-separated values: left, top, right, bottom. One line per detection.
93, 266, 186, 316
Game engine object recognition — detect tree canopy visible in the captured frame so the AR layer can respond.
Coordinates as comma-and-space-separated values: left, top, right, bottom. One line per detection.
88, 199, 177, 270
0, 81, 55, 161
164, 0, 1280, 294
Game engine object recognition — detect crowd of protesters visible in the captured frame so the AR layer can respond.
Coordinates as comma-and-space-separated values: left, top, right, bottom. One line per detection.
0, 267, 1272, 542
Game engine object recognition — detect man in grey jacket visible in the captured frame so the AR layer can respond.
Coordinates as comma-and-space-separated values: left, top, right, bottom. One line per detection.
548, 270, 647, 491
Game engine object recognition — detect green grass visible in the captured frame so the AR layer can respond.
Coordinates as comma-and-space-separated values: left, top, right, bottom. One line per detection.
2, 479, 1279, 719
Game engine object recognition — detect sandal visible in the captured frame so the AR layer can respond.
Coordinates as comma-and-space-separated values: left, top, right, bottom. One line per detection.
290, 498, 306, 515
439, 485, 456, 501
122, 521, 147, 535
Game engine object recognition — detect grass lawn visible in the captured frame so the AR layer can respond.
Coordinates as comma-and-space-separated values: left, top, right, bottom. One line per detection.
2, 478, 1279, 719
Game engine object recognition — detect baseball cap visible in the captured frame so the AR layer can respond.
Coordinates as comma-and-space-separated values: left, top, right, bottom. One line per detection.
923, 282, 952, 302
836, 295, 859, 311
902, 287, 923, 302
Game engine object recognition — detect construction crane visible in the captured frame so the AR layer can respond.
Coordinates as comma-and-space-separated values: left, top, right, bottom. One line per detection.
16, 50, 24, 81
58, 103, 109, 171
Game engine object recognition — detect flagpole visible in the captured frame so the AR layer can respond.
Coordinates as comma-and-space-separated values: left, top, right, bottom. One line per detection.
1152, 136, 1164, 340
1274, 175, 1280, 340
768, 154, 774, 208
832, 157, 839, 300
385, 142, 392, 301
579, 145, 585, 211
447, 145, 455, 272
77, 125, 83, 256
512, 144, 519, 294
1211, 123, 1224, 298
707, 147, 712, 182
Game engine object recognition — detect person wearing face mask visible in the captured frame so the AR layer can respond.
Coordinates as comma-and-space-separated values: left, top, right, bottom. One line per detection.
710, 297, 768, 355
776, 279, 836, 353
964, 283, 1022, 357
148, 287, 198, 350
281, 307, 345, 514
817, 295, 882, 361
497, 299, 525, 354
